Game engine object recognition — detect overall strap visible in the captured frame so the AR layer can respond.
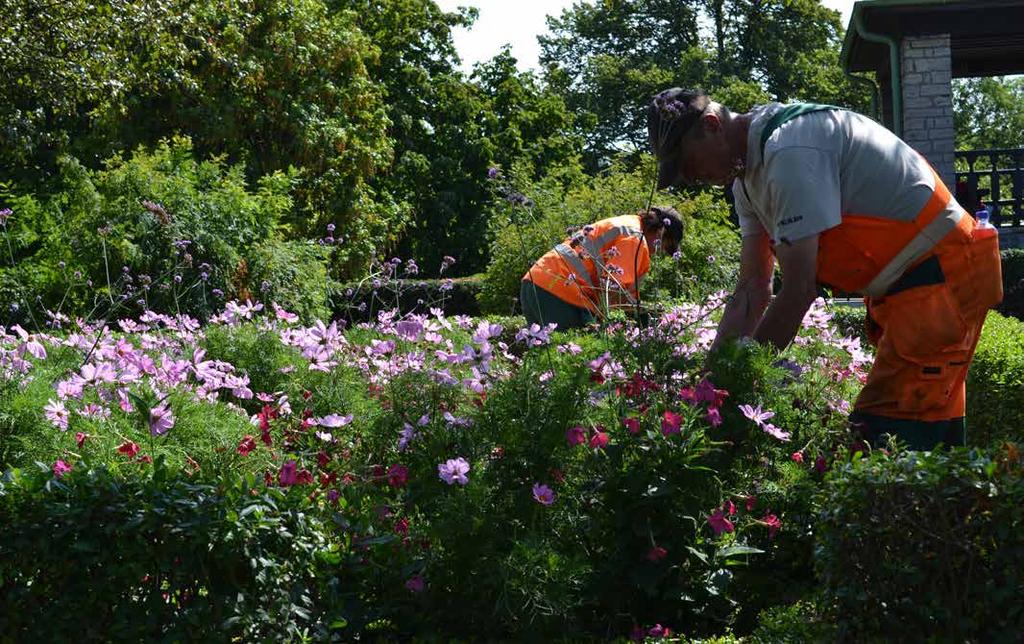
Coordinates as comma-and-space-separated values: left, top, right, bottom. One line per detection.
759, 103, 842, 156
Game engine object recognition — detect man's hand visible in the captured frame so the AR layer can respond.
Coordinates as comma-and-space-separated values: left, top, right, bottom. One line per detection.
710, 231, 774, 353
752, 234, 820, 351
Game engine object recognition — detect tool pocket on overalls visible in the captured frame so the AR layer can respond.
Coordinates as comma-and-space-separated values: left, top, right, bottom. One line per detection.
871, 280, 971, 414
967, 226, 1003, 311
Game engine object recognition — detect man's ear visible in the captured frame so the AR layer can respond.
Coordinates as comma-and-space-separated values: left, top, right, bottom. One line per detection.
700, 111, 723, 135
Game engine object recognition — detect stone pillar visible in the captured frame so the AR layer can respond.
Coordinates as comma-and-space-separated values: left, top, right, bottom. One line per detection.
900, 34, 955, 187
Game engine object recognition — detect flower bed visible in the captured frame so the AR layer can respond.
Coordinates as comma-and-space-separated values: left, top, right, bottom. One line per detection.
1, 298, 1021, 640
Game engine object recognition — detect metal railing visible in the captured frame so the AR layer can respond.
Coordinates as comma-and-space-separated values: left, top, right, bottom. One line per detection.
955, 148, 1024, 227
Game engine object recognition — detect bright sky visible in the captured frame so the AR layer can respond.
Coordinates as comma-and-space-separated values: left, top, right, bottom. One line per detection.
435, 0, 859, 73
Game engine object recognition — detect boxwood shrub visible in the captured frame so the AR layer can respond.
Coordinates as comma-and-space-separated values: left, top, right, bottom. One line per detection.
814, 446, 1024, 642
0, 462, 347, 641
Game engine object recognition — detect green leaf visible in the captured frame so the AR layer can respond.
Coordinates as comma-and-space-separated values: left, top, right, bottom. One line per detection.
716, 544, 764, 558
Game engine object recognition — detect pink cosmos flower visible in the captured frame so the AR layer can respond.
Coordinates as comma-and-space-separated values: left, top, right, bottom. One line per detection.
317, 413, 353, 428
44, 399, 70, 431
661, 410, 683, 436
149, 404, 175, 436
53, 459, 72, 478
532, 483, 555, 505
762, 423, 791, 442
566, 425, 587, 447
589, 429, 610, 449
438, 457, 470, 485
623, 417, 640, 434
791, 451, 804, 464
738, 404, 774, 425
387, 464, 409, 488
75, 432, 89, 448
763, 513, 782, 539
405, 575, 425, 593
708, 509, 735, 536
237, 435, 257, 456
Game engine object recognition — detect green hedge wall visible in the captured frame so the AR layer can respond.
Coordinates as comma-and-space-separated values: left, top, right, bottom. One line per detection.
815, 446, 1024, 641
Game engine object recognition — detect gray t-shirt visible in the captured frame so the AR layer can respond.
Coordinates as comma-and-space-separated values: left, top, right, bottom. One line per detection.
733, 103, 957, 244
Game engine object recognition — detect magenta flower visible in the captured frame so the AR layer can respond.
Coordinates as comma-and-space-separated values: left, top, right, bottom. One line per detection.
589, 430, 610, 449
279, 460, 299, 486
387, 464, 409, 488
149, 404, 175, 436
566, 425, 586, 447
438, 457, 470, 485
623, 417, 640, 434
706, 407, 722, 427
661, 410, 683, 436
237, 435, 257, 456
117, 441, 140, 458
814, 455, 828, 474
763, 513, 782, 539
53, 459, 72, 478
405, 575, 425, 593
75, 432, 88, 448
708, 509, 735, 536
791, 451, 804, 464
646, 546, 668, 562
532, 483, 555, 505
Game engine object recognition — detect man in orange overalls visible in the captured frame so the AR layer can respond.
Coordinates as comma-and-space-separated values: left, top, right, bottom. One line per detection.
647, 88, 1003, 450
521, 207, 683, 330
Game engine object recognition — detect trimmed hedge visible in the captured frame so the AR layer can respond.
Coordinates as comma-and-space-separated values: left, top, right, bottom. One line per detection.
0, 463, 343, 641
966, 311, 1024, 446
333, 276, 482, 322
815, 446, 1024, 642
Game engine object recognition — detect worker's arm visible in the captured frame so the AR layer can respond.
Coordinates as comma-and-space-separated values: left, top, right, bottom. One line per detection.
710, 231, 775, 352
751, 234, 820, 351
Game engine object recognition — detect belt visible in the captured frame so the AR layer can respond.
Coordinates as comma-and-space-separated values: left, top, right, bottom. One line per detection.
883, 253, 945, 296
862, 207, 964, 297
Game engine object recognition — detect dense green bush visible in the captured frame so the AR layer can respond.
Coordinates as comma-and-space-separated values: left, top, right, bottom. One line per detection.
967, 311, 1024, 446
0, 463, 345, 641
0, 138, 318, 324
244, 239, 338, 323
479, 157, 738, 315
815, 446, 1024, 641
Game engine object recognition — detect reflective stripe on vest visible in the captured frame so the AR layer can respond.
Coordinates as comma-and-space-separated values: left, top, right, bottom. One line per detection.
758, 104, 960, 296
862, 205, 964, 297
554, 243, 597, 288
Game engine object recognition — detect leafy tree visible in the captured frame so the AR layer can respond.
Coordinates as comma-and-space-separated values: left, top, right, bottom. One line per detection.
954, 76, 1024, 150
1, 0, 398, 277
540, 0, 706, 167
540, 0, 870, 167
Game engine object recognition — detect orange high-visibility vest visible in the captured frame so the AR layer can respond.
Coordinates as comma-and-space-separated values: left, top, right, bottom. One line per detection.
523, 214, 651, 313
817, 168, 961, 295
754, 105, 965, 296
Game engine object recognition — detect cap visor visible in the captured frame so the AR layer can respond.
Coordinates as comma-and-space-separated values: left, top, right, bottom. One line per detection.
656, 157, 683, 190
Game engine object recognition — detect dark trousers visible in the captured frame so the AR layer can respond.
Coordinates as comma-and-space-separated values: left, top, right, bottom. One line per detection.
519, 280, 594, 330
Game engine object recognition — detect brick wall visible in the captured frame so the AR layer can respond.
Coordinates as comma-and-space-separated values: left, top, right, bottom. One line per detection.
900, 34, 955, 187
